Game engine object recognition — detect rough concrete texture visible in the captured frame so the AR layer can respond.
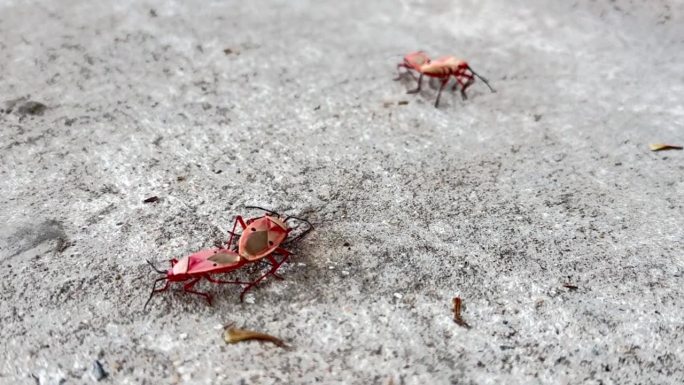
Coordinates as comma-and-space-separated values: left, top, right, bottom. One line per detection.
1, 0, 683, 384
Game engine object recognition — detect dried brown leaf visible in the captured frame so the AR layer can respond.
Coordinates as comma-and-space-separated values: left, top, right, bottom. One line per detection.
452, 297, 471, 329
649, 143, 683, 151
223, 325, 287, 348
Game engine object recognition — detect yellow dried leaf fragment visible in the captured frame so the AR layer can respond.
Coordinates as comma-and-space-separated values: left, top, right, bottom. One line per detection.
223, 325, 287, 348
649, 143, 683, 151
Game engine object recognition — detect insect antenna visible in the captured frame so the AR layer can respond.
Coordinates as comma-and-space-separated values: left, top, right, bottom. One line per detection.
244, 205, 282, 218
283, 215, 314, 244
143, 277, 168, 311
146, 260, 166, 274
467, 66, 496, 93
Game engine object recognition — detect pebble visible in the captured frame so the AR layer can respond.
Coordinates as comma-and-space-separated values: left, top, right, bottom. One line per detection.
91, 360, 108, 381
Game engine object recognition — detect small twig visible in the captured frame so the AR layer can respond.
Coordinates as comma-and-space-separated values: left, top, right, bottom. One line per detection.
55, 237, 72, 253
563, 283, 579, 290
452, 297, 471, 329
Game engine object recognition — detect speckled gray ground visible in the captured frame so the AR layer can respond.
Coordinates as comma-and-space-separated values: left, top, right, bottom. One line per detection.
1, 0, 683, 384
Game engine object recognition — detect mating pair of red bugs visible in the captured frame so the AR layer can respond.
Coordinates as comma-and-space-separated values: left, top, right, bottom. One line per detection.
395, 51, 495, 107
144, 206, 313, 310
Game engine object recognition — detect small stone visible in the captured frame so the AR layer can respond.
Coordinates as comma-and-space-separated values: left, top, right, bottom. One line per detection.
17, 101, 48, 116
91, 360, 108, 381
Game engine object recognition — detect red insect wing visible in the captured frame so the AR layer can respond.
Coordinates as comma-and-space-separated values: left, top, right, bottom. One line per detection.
267, 220, 287, 245
188, 248, 241, 274
267, 216, 288, 231
238, 216, 288, 260
208, 252, 241, 265
172, 248, 241, 276
244, 230, 269, 256
172, 255, 190, 275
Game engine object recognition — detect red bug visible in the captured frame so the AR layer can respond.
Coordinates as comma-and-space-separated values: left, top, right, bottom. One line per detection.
227, 206, 312, 262
395, 52, 496, 107
144, 207, 313, 310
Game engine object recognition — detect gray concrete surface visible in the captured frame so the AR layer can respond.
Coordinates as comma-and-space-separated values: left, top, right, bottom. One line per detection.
1, 0, 683, 384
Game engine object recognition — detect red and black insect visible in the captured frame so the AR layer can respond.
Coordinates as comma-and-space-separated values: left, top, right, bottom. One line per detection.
144, 207, 312, 310
395, 51, 496, 107
227, 206, 312, 262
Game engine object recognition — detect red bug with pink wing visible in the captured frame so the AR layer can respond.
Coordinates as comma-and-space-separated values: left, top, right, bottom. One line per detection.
144, 206, 313, 310
395, 51, 496, 107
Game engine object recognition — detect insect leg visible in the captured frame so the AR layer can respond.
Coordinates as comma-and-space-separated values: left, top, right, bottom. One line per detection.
224, 230, 240, 249
205, 275, 252, 285
227, 215, 248, 248
450, 79, 460, 93
183, 277, 213, 305
435, 78, 449, 107
393, 63, 408, 80
238, 252, 291, 302
266, 249, 293, 280
395, 64, 421, 83
456, 73, 473, 100
406, 73, 424, 94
